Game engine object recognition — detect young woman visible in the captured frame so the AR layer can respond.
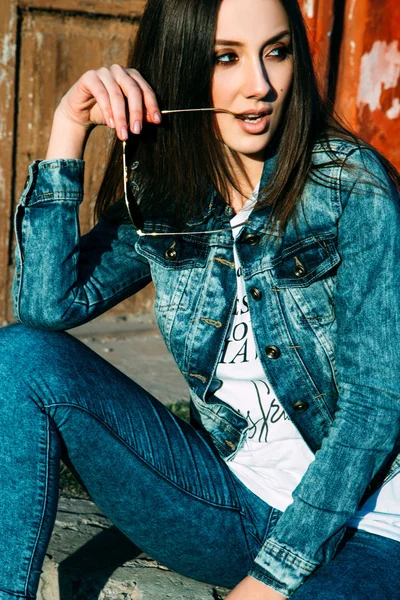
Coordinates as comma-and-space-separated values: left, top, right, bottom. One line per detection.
1, 0, 400, 598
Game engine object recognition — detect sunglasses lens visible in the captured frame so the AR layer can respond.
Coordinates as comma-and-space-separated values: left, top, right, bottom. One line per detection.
126, 182, 144, 231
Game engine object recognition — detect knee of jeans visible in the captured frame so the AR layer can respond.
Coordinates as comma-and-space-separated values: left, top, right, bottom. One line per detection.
0, 324, 81, 395
0, 323, 74, 360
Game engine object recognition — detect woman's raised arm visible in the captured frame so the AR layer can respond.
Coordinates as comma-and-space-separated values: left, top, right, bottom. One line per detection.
13, 65, 162, 330
46, 65, 162, 160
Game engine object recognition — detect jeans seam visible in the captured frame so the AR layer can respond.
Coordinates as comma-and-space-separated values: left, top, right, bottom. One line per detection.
230, 474, 277, 553
237, 509, 257, 561
21, 411, 52, 597
45, 401, 240, 510
0, 587, 35, 599
259, 508, 282, 547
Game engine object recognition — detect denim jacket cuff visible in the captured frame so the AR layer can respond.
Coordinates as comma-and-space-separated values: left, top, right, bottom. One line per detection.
20, 158, 85, 207
248, 537, 319, 597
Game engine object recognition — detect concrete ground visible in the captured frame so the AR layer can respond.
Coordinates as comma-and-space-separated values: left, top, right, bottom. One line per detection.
38, 314, 232, 599
39, 497, 229, 600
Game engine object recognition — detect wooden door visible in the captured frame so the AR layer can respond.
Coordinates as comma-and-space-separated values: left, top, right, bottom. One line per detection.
0, 0, 154, 323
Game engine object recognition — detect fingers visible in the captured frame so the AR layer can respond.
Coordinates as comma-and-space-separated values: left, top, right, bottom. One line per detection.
124, 68, 162, 125
97, 64, 161, 140
79, 69, 116, 129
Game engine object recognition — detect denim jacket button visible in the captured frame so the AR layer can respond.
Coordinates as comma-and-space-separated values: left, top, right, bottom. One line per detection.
225, 440, 237, 451
243, 234, 260, 246
294, 257, 307, 277
265, 345, 281, 359
293, 401, 310, 412
250, 287, 262, 301
165, 247, 177, 261
294, 265, 307, 277
225, 205, 234, 216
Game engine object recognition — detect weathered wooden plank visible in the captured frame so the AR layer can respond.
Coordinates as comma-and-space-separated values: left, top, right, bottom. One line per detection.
335, 0, 400, 168
300, 0, 335, 93
0, 0, 18, 324
8, 10, 154, 320
18, 0, 145, 18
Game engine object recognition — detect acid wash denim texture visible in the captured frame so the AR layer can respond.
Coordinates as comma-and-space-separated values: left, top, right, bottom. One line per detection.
12, 139, 400, 597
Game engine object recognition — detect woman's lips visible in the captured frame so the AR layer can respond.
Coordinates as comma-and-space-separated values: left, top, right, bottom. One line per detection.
236, 113, 271, 134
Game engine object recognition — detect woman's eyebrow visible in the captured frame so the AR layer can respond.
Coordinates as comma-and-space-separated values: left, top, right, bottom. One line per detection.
215, 30, 291, 47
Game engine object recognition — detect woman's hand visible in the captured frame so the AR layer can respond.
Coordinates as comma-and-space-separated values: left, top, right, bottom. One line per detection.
58, 64, 161, 139
46, 65, 161, 160
225, 576, 286, 600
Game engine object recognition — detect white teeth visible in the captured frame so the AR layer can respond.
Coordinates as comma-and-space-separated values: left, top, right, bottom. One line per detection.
243, 115, 264, 123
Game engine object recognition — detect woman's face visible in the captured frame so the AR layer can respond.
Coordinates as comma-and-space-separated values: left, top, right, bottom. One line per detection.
212, 0, 294, 165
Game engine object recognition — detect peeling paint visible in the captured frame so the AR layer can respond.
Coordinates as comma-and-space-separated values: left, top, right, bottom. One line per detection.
349, 40, 356, 68
0, 113, 7, 142
0, 166, 5, 201
357, 40, 400, 114
303, 0, 314, 19
36, 31, 44, 51
0, 78, 13, 116
348, 0, 357, 22
1, 33, 16, 67
1, 8, 17, 68
387, 98, 400, 120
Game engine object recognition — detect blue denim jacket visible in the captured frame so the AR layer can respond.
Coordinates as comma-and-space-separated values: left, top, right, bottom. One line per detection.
13, 139, 400, 596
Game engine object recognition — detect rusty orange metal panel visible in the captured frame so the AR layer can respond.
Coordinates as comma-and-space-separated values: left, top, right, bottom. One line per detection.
335, 0, 400, 169
300, 0, 335, 93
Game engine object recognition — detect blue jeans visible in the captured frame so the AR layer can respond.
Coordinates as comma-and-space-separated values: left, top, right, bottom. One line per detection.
0, 325, 399, 600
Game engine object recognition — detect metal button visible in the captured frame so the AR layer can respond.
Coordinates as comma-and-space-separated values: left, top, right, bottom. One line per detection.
250, 287, 262, 301
294, 265, 307, 277
225, 440, 237, 451
292, 401, 310, 412
294, 257, 307, 278
243, 234, 260, 246
224, 205, 234, 216
265, 345, 281, 359
164, 247, 177, 261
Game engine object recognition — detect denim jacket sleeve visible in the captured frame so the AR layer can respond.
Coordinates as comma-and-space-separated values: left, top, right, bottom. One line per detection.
12, 158, 152, 329
248, 147, 400, 596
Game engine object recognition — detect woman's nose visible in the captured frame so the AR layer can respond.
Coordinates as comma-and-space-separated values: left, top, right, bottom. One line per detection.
242, 58, 271, 99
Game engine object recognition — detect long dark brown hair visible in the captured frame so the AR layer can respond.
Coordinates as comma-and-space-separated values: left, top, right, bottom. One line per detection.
95, 0, 400, 234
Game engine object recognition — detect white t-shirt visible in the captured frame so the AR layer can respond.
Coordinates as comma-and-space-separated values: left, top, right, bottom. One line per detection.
209, 187, 400, 542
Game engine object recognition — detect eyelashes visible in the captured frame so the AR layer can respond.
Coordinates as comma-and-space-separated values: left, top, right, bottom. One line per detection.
214, 45, 293, 66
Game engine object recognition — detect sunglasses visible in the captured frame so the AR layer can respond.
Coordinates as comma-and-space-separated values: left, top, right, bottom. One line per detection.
122, 107, 255, 238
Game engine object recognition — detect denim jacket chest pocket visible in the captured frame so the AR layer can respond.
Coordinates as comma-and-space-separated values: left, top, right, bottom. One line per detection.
135, 235, 210, 349
271, 236, 341, 326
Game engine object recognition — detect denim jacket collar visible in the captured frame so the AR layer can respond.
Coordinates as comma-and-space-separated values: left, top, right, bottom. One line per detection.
187, 147, 279, 233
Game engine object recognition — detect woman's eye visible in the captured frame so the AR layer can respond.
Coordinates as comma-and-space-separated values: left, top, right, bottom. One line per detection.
267, 45, 292, 60
215, 52, 237, 65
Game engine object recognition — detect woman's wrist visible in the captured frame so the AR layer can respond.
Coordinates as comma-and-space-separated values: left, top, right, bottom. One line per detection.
45, 108, 93, 161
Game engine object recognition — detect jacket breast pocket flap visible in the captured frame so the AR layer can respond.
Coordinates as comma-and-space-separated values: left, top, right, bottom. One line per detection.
273, 237, 341, 288
136, 235, 209, 269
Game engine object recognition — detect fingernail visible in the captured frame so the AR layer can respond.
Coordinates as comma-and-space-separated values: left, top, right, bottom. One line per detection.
153, 112, 162, 124
109, 117, 115, 128
133, 121, 142, 135
121, 127, 129, 140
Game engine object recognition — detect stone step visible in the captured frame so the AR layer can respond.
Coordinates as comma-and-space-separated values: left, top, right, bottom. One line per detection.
39, 495, 230, 600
